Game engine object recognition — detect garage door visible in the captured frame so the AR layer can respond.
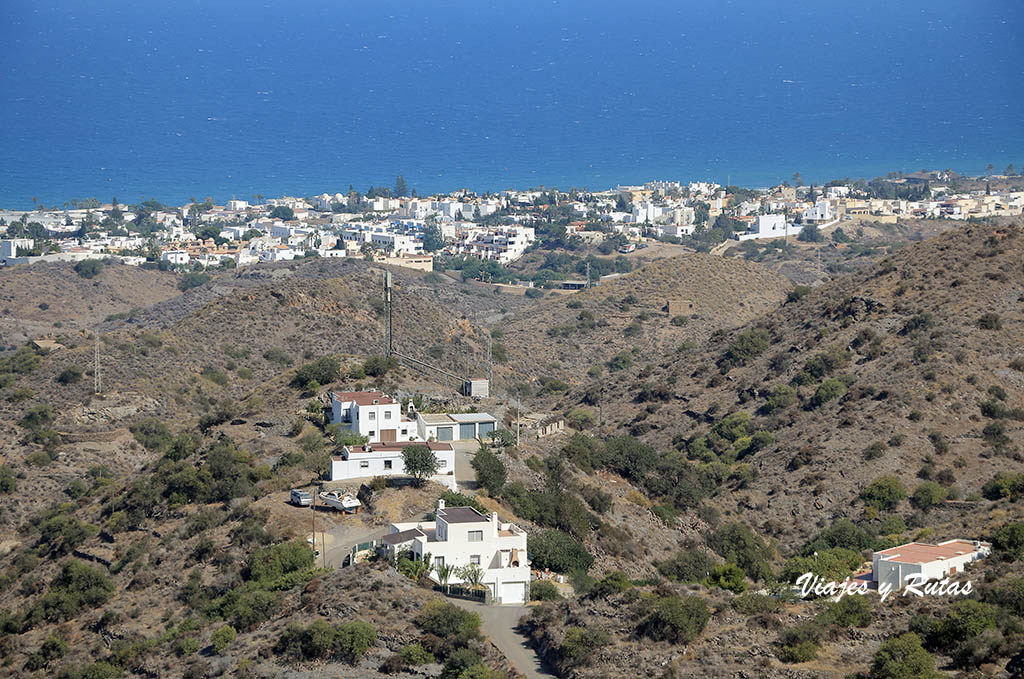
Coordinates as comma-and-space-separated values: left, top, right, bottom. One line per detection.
459, 423, 477, 440
379, 429, 396, 442
499, 581, 525, 604
436, 426, 453, 441
478, 421, 495, 438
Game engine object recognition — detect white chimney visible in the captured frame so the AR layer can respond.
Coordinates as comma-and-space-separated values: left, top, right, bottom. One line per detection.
438, 499, 446, 510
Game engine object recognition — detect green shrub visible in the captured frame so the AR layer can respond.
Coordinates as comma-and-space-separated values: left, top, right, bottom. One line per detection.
707, 523, 774, 582
470, 446, 507, 495
25, 560, 114, 627
657, 550, 714, 583
210, 625, 237, 654
1, 345, 42, 374
414, 599, 480, 642
825, 595, 872, 627
363, 355, 398, 377
399, 643, 435, 665
911, 482, 948, 510
707, 563, 746, 593
274, 619, 376, 663
638, 595, 710, 644
591, 570, 632, 598
263, 348, 293, 366
982, 472, 1024, 501
776, 621, 823, 662
810, 378, 846, 408
869, 632, 940, 679
0, 465, 15, 493
245, 541, 314, 584
25, 631, 67, 670
178, 272, 211, 291
723, 328, 771, 367
670, 315, 689, 326
732, 592, 782, 615
291, 356, 341, 389
778, 547, 862, 583
129, 418, 173, 453
530, 580, 562, 601
861, 475, 907, 510
993, 522, 1024, 561
528, 529, 594, 573
56, 366, 84, 385
74, 259, 104, 279
561, 625, 611, 665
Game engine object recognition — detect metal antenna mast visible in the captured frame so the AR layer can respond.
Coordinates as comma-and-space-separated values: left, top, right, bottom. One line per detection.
383, 271, 393, 357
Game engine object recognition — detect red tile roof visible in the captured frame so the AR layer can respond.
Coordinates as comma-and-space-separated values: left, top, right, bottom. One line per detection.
334, 390, 396, 406
876, 540, 980, 564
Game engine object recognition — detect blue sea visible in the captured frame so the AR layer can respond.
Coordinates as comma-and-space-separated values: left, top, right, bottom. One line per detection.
1, 0, 1021, 209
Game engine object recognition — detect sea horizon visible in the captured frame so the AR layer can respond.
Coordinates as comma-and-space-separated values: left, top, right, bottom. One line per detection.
3, 0, 1021, 210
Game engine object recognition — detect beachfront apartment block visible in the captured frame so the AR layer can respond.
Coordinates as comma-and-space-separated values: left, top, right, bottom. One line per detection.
872, 539, 991, 592
382, 499, 530, 604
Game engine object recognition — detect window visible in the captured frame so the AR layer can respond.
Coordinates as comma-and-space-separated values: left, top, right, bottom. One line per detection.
401, 429, 407, 436
468, 530, 483, 542
384, 460, 392, 470
360, 461, 369, 468
470, 555, 480, 565
434, 556, 445, 568
438, 459, 447, 468
368, 411, 376, 421
384, 410, 392, 420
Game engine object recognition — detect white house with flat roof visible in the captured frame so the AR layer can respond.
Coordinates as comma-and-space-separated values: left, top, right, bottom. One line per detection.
872, 539, 991, 592
382, 499, 530, 604
331, 391, 420, 443
329, 441, 456, 490
415, 412, 497, 442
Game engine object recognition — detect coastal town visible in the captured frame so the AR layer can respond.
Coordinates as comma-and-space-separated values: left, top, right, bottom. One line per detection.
3, 169, 1023, 271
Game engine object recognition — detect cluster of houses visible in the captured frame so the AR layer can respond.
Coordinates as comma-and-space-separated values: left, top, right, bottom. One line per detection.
4, 173, 1023, 268
326, 390, 528, 603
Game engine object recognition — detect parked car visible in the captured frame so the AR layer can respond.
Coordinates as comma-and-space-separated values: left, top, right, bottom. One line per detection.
618, 243, 636, 253
290, 489, 313, 507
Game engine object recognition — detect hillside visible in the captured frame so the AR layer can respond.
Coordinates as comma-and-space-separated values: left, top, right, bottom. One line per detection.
0, 261, 181, 347
496, 253, 792, 390
3, 225, 1024, 679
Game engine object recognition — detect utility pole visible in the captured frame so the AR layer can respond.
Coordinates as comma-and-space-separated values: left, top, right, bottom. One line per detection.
383, 271, 393, 357
585, 260, 591, 288
486, 333, 493, 388
93, 333, 101, 394
515, 389, 521, 448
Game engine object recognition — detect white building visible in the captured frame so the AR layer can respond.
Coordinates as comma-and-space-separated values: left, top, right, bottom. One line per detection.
415, 412, 497, 442
226, 199, 249, 211
802, 199, 833, 223
736, 213, 804, 241
331, 391, 419, 443
1, 238, 34, 264
382, 499, 530, 604
329, 441, 456, 490
872, 539, 990, 592
161, 250, 190, 266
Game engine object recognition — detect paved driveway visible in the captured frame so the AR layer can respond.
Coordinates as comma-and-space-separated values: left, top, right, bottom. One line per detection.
449, 599, 555, 679
452, 440, 479, 492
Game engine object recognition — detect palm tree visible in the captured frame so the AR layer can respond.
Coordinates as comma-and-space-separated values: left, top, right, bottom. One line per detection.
435, 562, 456, 593
457, 563, 485, 590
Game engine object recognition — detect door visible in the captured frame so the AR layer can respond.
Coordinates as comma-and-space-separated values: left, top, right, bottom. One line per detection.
499, 581, 525, 604
478, 421, 495, 438
379, 429, 396, 442
437, 426, 453, 441
459, 423, 476, 440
